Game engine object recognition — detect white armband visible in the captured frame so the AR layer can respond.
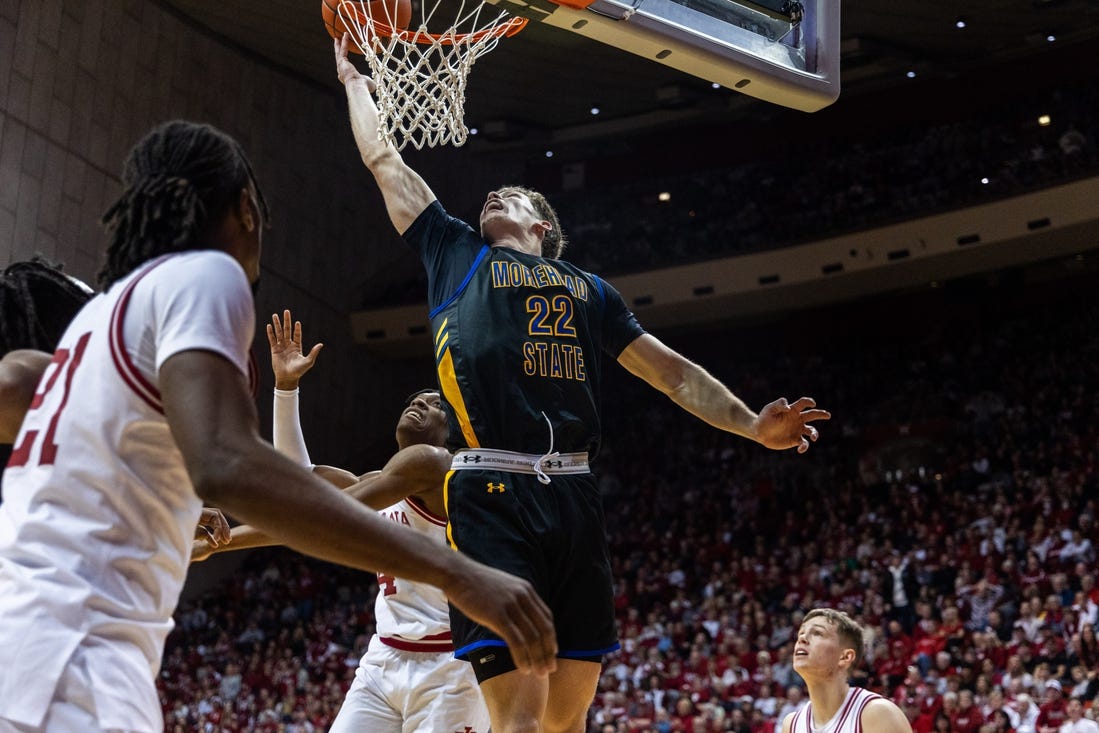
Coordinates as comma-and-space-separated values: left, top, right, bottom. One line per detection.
273, 388, 313, 469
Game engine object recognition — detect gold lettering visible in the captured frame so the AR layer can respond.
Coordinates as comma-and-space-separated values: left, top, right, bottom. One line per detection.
521, 341, 587, 382
544, 265, 563, 287
491, 260, 511, 287
522, 341, 537, 376
549, 343, 563, 378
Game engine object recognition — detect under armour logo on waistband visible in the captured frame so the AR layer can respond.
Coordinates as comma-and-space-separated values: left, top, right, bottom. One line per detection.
542, 459, 563, 468
486, 482, 506, 493
460, 454, 482, 463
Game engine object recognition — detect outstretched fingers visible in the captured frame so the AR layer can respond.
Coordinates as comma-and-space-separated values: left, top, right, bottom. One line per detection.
280, 309, 294, 343
789, 397, 830, 429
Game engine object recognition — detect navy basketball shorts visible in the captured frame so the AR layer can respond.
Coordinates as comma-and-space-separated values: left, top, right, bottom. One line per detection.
444, 467, 620, 671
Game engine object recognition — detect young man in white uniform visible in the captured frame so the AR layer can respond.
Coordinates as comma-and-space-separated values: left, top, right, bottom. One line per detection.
784, 609, 911, 733
272, 318, 491, 733
196, 310, 490, 733
0, 121, 554, 733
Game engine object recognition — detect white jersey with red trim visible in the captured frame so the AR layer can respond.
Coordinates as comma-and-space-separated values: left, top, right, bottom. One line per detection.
790, 686, 882, 733
329, 496, 489, 733
373, 497, 453, 650
0, 251, 254, 730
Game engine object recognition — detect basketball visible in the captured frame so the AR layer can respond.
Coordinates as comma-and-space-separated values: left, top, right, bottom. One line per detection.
322, 0, 412, 49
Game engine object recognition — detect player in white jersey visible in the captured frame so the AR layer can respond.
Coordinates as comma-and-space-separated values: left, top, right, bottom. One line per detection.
784, 609, 911, 733
0, 120, 554, 733
195, 310, 491, 733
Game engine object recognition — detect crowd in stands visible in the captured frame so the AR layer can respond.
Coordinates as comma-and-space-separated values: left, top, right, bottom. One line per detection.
558, 77, 1098, 276
160, 269, 1099, 731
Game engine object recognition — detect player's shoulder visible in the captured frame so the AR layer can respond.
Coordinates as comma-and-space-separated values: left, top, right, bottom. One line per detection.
166, 249, 245, 279
396, 443, 452, 468
136, 250, 248, 294
859, 695, 911, 732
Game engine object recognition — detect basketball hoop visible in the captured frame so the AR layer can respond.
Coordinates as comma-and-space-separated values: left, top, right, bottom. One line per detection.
337, 0, 527, 150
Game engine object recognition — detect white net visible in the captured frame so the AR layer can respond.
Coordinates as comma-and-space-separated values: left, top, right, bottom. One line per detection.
338, 0, 526, 150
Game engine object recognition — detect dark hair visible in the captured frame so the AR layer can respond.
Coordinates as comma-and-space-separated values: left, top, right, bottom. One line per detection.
0, 256, 93, 355
404, 388, 441, 406
500, 186, 568, 259
97, 120, 269, 288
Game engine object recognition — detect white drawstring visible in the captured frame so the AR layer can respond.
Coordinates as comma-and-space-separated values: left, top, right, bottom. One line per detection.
533, 411, 560, 485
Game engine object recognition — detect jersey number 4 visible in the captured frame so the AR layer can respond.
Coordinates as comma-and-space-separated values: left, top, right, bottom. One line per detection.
9, 332, 91, 468
377, 571, 398, 596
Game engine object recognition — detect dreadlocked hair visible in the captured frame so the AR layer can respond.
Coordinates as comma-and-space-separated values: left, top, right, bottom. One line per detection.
0, 256, 93, 355
97, 120, 269, 289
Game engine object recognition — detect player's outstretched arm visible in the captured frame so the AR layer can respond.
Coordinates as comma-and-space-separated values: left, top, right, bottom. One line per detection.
617, 333, 829, 453
0, 350, 51, 443
165, 349, 557, 673
334, 34, 435, 234
861, 699, 913, 733
343, 444, 450, 516
193, 447, 449, 562
268, 308, 323, 467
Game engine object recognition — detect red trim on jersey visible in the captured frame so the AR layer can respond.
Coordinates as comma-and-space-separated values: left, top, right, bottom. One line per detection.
406, 495, 447, 526
854, 689, 881, 733
109, 258, 171, 414
380, 633, 454, 652
833, 688, 862, 731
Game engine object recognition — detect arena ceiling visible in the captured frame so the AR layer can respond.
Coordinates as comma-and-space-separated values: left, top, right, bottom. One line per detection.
157, 0, 1099, 148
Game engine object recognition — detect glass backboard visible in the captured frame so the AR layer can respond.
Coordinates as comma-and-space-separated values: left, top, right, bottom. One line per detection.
486, 0, 840, 112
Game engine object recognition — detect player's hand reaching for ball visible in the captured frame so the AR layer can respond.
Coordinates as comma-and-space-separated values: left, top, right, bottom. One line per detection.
334, 34, 376, 91
444, 560, 558, 676
752, 397, 830, 454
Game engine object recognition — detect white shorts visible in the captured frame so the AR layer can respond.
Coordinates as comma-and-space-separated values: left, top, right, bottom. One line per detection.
0, 650, 145, 733
328, 635, 490, 733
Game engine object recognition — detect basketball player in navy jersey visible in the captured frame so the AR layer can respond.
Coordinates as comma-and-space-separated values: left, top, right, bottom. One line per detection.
785, 609, 912, 733
336, 36, 831, 733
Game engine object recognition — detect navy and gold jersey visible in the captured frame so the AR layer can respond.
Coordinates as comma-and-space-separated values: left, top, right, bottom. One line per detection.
404, 201, 645, 457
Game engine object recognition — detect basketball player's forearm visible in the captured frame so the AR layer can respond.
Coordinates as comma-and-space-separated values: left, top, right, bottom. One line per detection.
668, 363, 759, 439
207, 472, 380, 556
343, 80, 434, 231
0, 351, 51, 442
208, 448, 465, 589
620, 334, 757, 440
212, 524, 279, 554
344, 77, 390, 169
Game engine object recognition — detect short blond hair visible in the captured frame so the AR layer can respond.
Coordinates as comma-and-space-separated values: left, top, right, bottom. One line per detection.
802, 608, 866, 669
498, 186, 567, 259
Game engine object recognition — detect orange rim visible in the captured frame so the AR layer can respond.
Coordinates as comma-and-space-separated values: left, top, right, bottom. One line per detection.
338, 2, 527, 46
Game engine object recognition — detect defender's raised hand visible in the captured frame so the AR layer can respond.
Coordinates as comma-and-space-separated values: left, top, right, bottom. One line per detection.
267, 310, 323, 390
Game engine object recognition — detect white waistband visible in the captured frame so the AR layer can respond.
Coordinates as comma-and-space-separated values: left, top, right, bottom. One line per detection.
450, 448, 590, 475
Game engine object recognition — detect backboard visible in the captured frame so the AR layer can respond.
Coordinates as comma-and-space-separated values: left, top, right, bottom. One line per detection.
485, 0, 840, 112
